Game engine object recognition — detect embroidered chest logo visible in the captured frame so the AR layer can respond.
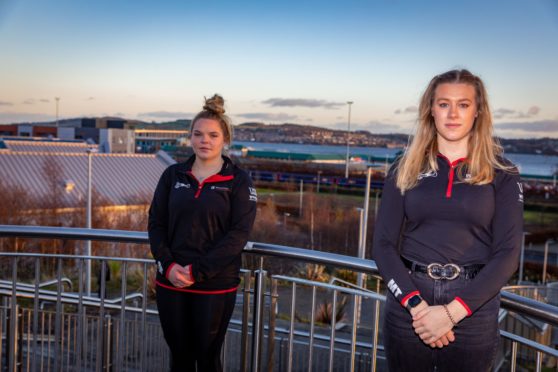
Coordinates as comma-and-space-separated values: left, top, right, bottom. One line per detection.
248, 187, 258, 202
517, 182, 524, 203
210, 186, 231, 191
417, 170, 437, 180
174, 182, 191, 189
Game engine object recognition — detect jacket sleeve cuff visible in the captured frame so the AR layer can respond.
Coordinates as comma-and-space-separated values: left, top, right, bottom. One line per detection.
164, 262, 177, 280
454, 296, 473, 316
185, 264, 195, 283
400, 290, 420, 307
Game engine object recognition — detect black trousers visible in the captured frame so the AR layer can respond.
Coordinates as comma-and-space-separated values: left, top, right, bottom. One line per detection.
383, 271, 501, 372
156, 286, 237, 372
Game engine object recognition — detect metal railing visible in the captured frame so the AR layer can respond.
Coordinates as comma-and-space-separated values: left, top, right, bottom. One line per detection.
0, 225, 557, 371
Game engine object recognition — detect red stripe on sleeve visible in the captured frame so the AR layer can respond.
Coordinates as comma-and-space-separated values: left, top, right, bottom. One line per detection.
400, 290, 420, 306
455, 296, 472, 316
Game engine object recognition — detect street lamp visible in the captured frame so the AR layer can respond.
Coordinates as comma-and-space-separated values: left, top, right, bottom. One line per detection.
85, 146, 97, 296
344, 101, 353, 179
55, 97, 60, 128
283, 212, 291, 227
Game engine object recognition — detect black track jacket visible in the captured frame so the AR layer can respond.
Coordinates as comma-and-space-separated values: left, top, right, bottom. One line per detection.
148, 155, 257, 291
372, 154, 524, 315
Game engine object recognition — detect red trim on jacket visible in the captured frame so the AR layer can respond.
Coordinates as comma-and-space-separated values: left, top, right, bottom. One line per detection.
454, 296, 473, 316
400, 290, 420, 306
156, 280, 238, 294
437, 153, 467, 198
165, 262, 177, 280
187, 171, 234, 198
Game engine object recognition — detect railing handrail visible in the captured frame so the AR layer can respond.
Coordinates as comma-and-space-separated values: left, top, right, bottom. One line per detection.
0, 224, 379, 274
1, 224, 558, 327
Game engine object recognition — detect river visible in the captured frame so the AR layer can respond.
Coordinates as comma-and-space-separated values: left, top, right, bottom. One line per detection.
234, 141, 558, 177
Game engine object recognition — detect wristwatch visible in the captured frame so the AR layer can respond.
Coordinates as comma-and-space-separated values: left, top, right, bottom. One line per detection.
405, 294, 424, 312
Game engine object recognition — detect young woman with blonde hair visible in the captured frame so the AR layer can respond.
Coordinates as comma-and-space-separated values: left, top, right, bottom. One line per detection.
149, 94, 257, 371
373, 69, 523, 371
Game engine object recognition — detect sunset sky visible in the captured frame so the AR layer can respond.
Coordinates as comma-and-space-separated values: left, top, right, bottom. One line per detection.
1, 0, 557, 138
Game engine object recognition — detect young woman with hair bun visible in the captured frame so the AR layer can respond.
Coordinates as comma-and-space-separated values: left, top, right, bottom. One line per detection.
149, 94, 257, 371
373, 70, 523, 371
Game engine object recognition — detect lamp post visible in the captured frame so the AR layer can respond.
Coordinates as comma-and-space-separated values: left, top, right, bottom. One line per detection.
283, 212, 290, 227
344, 101, 353, 179
542, 239, 557, 285
85, 146, 97, 296
55, 97, 60, 128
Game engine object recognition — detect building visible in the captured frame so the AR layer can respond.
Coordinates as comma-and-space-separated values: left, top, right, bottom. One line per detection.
134, 129, 188, 153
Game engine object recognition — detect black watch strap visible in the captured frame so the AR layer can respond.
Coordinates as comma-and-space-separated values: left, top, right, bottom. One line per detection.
405, 294, 423, 312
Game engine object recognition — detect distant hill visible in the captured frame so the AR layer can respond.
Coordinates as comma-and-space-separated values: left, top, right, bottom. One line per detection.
233, 122, 408, 148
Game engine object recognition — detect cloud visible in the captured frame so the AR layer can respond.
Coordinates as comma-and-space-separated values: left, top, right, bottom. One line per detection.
86, 97, 95, 101
527, 106, 540, 116
0, 112, 54, 124
23, 99, 35, 105
0, 101, 13, 106
40, 99, 50, 103
495, 120, 558, 133
493, 107, 540, 119
138, 111, 194, 119
262, 98, 345, 109
236, 112, 298, 121
113, 112, 126, 117
394, 106, 418, 115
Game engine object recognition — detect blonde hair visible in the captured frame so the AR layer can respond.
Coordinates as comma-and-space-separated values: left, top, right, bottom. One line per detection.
190, 94, 233, 145
396, 69, 512, 193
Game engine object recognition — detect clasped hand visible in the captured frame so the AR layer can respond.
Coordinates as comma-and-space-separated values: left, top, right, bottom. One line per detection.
412, 305, 455, 348
168, 264, 194, 288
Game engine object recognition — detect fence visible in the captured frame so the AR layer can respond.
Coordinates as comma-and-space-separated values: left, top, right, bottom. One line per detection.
1, 225, 558, 371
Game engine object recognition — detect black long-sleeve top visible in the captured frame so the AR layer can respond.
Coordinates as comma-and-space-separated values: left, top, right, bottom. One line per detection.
372, 154, 524, 315
148, 155, 257, 292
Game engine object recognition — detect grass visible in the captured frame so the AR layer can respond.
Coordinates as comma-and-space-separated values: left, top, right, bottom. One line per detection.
523, 210, 558, 226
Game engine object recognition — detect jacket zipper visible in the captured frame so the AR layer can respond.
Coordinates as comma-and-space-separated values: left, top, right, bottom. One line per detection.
437, 154, 467, 199
187, 172, 234, 199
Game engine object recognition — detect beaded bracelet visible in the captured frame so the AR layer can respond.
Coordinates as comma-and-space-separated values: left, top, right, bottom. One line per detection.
443, 304, 457, 326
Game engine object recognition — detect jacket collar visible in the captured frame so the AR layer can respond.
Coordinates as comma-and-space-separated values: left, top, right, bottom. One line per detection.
180, 154, 234, 176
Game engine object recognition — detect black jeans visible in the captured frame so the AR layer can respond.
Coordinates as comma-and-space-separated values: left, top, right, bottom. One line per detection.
383, 271, 500, 372
156, 286, 237, 372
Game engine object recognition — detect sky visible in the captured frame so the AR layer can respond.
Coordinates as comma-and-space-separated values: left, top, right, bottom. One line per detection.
1, 0, 557, 139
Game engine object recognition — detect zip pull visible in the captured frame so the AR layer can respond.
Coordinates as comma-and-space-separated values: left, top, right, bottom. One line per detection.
195, 183, 204, 198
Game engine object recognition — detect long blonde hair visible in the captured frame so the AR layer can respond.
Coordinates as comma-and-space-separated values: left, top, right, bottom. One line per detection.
396, 69, 512, 193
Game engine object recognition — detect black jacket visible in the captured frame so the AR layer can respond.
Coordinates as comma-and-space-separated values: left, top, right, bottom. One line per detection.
372, 154, 523, 315
148, 155, 257, 291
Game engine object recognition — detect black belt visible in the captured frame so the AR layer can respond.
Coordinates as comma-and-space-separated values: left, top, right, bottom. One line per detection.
402, 256, 484, 280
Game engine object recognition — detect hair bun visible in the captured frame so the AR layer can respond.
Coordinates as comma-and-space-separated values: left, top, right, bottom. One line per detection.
203, 94, 226, 115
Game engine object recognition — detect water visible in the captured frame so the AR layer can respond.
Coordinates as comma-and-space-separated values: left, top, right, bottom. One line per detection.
234, 141, 558, 177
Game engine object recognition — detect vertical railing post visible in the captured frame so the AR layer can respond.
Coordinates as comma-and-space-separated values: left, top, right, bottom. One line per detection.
103, 315, 112, 372
251, 257, 266, 372
31, 257, 40, 372
266, 278, 278, 372
8, 257, 19, 372
240, 270, 252, 372
371, 279, 381, 372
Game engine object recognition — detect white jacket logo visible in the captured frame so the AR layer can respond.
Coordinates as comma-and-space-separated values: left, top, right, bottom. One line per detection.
249, 187, 258, 202
417, 170, 437, 180
387, 279, 402, 297
175, 182, 190, 189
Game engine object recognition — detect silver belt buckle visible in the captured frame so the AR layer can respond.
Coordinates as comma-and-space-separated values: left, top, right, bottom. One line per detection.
426, 263, 461, 280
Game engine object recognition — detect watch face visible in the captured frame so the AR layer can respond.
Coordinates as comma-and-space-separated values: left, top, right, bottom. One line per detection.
408, 295, 422, 308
